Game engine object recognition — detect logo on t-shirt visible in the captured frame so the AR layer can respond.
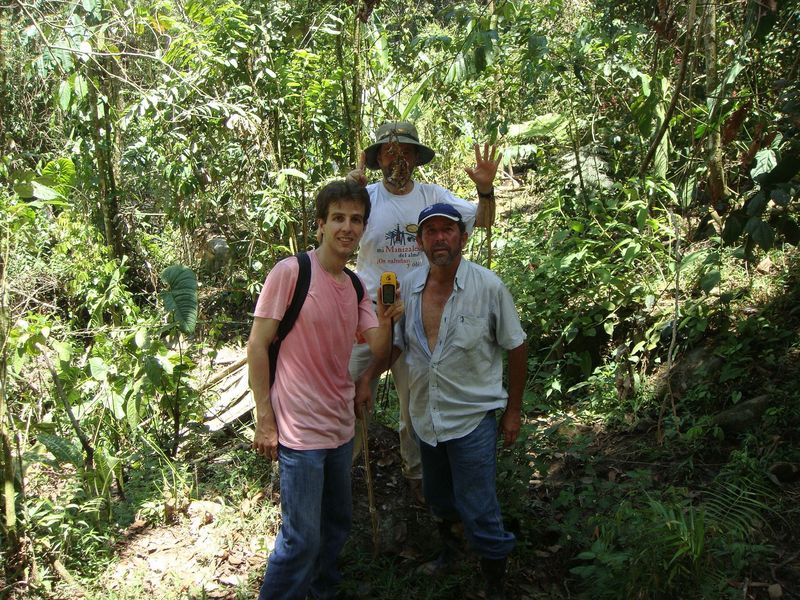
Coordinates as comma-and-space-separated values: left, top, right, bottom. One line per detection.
385, 224, 418, 246
376, 223, 424, 267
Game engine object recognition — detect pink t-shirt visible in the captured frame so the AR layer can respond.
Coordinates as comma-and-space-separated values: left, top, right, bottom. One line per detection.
253, 251, 378, 450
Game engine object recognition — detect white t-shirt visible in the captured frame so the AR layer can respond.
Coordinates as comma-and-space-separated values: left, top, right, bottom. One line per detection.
355, 181, 477, 299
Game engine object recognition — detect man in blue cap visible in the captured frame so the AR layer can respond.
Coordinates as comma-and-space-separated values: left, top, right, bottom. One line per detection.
347, 121, 501, 502
356, 202, 527, 599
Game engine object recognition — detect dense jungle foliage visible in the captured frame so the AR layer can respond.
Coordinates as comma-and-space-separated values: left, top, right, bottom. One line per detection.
1, 0, 799, 598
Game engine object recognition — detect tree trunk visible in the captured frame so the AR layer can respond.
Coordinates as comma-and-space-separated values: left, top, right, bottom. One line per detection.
351, 12, 363, 163
1, 231, 26, 585
87, 63, 124, 259
703, 0, 729, 208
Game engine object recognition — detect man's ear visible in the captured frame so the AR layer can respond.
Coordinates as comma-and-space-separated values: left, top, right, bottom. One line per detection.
316, 219, 324, 243
416, 232, 423, 250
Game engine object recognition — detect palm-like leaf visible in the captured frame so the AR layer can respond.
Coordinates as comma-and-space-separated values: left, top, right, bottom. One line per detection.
159, 265, 198, 334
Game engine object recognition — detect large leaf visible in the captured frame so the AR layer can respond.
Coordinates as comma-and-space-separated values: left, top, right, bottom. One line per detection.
36, 433, 83, 467
507, 113, 570, 142
159, 265, 198, 334
750, 149, 777, 180
745, 217, 775, 250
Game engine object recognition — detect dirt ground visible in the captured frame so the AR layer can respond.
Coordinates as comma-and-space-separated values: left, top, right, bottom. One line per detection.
86, 419, 549, 599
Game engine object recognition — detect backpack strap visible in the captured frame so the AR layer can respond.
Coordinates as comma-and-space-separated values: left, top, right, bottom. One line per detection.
268, 253, 364, 387
276, 251, 312, 342
269, 252, 311, 386
343, 266, 365, 304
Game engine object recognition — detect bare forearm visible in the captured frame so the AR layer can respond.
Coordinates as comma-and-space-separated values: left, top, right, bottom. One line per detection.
506, 342, 528, 412
362, 345, 401, 382
247, 340, 274, 421
474, 195, 496, 228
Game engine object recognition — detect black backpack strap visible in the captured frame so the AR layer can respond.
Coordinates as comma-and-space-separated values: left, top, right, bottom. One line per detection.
269, 252, 311, 386
276, 252, 311, 341
343, 266, 364, 304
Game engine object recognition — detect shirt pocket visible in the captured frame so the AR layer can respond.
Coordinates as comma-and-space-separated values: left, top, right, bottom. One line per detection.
450, 315, 488, 351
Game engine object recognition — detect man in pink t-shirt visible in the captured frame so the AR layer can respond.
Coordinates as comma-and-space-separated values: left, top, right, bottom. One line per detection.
247, 180, 402, 600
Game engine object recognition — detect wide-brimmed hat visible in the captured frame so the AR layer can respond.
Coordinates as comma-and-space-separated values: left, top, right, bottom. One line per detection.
364, 121, 435, 170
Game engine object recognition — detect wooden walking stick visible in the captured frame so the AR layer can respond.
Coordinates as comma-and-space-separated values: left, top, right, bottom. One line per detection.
359, 408, 380, 556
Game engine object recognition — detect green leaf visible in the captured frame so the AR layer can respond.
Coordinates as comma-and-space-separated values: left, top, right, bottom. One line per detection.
746, 191, 767, 217
507, 113, 570, 141
31, 181, 61, 200
126, 392, 140, 430
134, 328, 148, 349
159, 265, 198, 334
58, 80, 71, 111
89, 357, 109, 381
41, 158, 76, 190
73, 74, 88, 100
36, 433, 83, 467
52, 340, 72, 363
745, 218, 775, 250
401, 73, 432, 119
700, 270, 721, 293
277, 168, 309, 182
680, 250, 707, 270
143, 357, 163, 386
750, 149, 776, 180
82, 0, 98, 15
106, 390, 125, 420
79, 40, 92, 61
722, 213, 744, 244
770, 188, 790, 206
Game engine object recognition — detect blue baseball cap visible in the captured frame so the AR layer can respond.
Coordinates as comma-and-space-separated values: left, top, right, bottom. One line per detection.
417, 203, 464, 226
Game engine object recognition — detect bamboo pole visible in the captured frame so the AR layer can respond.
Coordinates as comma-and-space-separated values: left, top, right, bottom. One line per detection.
359, 410, 380, 555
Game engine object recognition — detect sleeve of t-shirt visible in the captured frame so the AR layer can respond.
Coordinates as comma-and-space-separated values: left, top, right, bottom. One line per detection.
434, 185, 478, 233
356, 274, 379, 336
252, 258, 298, 320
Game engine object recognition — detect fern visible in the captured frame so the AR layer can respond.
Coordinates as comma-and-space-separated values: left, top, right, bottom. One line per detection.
703, 478, 774, 540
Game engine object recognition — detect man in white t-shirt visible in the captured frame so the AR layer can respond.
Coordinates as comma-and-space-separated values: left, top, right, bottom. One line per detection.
347, 121, 500, 501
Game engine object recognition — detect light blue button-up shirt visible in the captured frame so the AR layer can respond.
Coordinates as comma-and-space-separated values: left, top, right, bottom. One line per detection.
395, 258, 527, 446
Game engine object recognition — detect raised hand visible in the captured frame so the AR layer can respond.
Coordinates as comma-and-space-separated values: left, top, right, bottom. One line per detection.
464, 143, 501, 194
346, 151, 368, 187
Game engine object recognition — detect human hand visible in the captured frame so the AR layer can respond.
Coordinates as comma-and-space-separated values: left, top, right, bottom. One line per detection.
354, 376, 373, 418
499, 407, 521, 448
253, 412, 279, 460
465, 143, 502, 194
346, 151, 368, 187
376, 285, 404, 325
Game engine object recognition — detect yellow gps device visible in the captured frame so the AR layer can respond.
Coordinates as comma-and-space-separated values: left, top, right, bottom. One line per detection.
380, 272, 398, 305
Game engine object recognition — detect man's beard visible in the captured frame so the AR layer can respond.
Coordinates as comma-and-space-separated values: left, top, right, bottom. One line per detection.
428, 244, 458, 267
383, 155, 412, 191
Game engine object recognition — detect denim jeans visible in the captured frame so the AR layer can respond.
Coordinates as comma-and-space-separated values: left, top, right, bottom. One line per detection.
258, 438, 354, 600
419, 410, 515, 560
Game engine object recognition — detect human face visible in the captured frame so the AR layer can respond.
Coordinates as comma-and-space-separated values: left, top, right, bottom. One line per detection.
377, 142, 417, 192
318, 200, 366, 258
417, 216, 467, 268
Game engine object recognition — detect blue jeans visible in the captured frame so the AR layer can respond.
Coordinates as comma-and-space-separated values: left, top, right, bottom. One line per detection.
258, 439, 354, 600
419, 410, 515, 560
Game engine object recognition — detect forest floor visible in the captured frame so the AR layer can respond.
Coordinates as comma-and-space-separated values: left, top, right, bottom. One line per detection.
72, 406, 800, 600
72, 414, 567, 599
